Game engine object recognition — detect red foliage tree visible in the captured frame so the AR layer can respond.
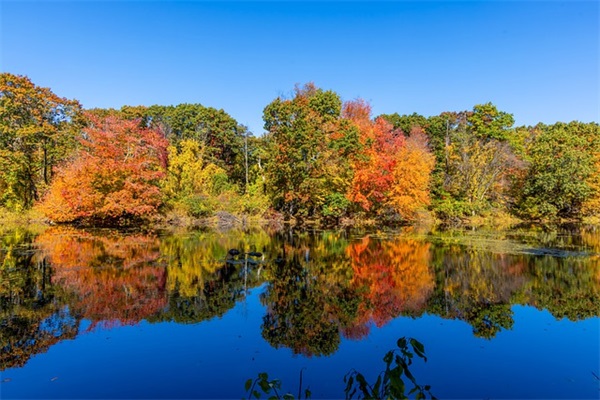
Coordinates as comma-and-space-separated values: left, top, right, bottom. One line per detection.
39, 115, 168, 223
343, 100, 405, 212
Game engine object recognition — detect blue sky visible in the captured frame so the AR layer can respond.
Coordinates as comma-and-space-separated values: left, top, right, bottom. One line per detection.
2, 1, 598, 135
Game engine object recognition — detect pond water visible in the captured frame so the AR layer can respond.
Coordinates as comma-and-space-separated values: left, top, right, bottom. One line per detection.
1, 225, 599, 399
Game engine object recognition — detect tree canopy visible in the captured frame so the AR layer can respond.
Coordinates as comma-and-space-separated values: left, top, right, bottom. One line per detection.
0, 73, 598, 226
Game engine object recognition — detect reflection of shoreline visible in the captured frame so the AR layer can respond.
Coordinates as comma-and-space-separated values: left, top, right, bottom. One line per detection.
1, 226, 599, 370
1, 306, 79, 371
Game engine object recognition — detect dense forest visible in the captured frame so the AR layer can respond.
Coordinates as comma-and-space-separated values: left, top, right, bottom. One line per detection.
1, 72, 599, 227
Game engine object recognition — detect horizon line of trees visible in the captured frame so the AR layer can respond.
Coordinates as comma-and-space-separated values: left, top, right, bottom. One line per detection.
1, 72, 599, 226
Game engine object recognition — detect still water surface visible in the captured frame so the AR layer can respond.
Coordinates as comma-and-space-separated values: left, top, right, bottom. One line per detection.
1, 225, 599, 399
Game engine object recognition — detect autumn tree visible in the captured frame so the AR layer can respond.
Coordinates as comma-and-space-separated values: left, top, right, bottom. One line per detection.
388, 128, 435, 220
344, 100, 404, 215
38, 114, 167, 224
344, 100, 435, 221
582, 148, 600, 216
263, 83, 358, 220
145, 104, 251, 188
162, 139, 232, 217
86, 103, 255, 192
0, 73, 82, 211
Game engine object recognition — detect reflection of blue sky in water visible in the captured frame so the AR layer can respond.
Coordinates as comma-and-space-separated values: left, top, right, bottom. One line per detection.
1, 227, 598, 399
3, 301, 597, 399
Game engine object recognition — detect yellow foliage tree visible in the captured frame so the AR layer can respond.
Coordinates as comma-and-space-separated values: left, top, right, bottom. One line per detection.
388, 129, 435, 220
582, 153, 600, 216
162, 139, 231, 216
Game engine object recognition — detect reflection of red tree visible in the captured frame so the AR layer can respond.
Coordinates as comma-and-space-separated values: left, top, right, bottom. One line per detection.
341, 321, 371, 341
36, 227, 167, 329
346, 237, 434, 331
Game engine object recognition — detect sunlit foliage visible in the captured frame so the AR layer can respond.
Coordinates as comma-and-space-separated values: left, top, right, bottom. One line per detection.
344, 100, 403, 214
0, 73, 82, 211
263, 83, 359, 220
388, 128, 435, 220
518, 122, 600, 219
2, 73, 599, 225
39, 114, 168, 223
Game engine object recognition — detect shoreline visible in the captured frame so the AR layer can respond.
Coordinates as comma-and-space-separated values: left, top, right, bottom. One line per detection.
1, 208, 598, 234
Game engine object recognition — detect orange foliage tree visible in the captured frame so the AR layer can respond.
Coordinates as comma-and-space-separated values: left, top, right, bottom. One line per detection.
388, 127, 436, 220
344, 100, 435, 220
343, 100, 404, 213
38, 114, 168, 223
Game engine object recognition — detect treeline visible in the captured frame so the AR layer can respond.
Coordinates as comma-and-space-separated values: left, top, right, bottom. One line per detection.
1, 73, 598, 226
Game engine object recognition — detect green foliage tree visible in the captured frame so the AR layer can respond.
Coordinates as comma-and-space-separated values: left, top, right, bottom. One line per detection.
379, 112, 428, 137
425, 104, 516, 220
0, 73, 82, 211
146, 104, 251, 188
262, 83, 358, 220
467, 102, 514, 141
518, 122, 600, 219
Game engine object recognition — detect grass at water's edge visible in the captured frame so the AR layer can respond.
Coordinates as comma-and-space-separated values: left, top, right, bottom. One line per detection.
1, 207, 597, 234
0, 208, 49, 235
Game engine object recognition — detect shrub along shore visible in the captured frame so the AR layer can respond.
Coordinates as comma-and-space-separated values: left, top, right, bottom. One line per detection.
1, 73, 599, 230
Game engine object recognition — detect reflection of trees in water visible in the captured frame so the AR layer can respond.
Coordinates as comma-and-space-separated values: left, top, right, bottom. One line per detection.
36, 227, 167, 330
2, 225, 599, 369
427, 234, 600, 338
2, 228, 275, 369
581, 225, 600, 252
347, 237, 434, 330
257, 232, 435, 356
150, 230, 271, 323
260, 232, 360, 357
581, 226, 600, 290
1, 308, 78, 371
151, 262, 249, 324
428, 246, 529, 338
524, 255, 600, 321
1, 229, 78, 370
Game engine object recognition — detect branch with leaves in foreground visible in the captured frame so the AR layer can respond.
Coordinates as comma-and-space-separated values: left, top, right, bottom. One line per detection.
244, 337, 436, 400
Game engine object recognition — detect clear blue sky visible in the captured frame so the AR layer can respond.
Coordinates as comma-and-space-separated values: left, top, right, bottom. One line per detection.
2, 1, 598, 135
